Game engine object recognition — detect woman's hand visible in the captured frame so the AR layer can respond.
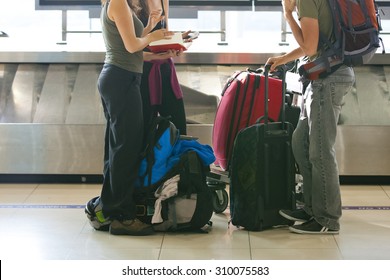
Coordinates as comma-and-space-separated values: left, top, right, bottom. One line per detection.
149, 29, 174, 42
182, 30, 199, 42
147, 9, 164, 31
157, 49, 183, 59
144, 49, 183, 61
182, 30, 191, 42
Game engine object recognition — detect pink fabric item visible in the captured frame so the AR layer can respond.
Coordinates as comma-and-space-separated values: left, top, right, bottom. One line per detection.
148, 58, 183, 105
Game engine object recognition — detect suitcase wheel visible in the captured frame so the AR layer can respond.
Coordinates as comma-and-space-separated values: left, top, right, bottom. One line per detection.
212, 189, 229, 214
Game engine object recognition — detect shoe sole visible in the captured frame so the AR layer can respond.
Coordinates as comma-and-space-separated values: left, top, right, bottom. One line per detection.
278, 210, 311, 223
85, 205, 111, 231
110, 226, 154, 236
289, 226, 339, 235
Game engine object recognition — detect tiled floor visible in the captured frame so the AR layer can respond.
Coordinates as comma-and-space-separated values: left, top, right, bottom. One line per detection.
0, 182, 390, 260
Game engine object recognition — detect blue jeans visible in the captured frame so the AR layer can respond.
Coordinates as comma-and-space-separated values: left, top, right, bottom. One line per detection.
292, 65, 355, 230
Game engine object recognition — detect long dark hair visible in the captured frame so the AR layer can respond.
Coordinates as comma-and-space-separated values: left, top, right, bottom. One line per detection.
101, 0, 141, 13
137, 0, 149, 19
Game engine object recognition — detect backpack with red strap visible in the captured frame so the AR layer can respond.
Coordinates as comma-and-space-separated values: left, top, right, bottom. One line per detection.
299, 0, 383, 80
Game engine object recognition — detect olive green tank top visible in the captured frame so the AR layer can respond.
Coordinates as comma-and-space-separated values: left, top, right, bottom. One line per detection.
101, 1, 144, 73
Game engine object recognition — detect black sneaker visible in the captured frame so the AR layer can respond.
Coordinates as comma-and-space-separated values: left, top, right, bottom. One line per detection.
289, 219, 339, 234
279, 208, 312, 222
85, 196, 111, 231
109, 219, 154, 236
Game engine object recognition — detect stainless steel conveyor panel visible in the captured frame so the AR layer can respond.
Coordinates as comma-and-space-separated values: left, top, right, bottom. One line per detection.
0, 124, 389, 177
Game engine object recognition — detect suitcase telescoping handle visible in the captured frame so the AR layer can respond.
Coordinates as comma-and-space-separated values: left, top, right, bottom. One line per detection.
264, 64, 287, 129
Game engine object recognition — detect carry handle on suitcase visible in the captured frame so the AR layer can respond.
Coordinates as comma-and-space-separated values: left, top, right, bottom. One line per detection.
264, 64, 288, 128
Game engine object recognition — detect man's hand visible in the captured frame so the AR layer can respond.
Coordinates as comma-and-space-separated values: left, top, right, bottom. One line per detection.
282, 0, 296, 15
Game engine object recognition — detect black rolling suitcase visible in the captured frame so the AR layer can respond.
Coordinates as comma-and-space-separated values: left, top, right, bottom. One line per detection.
229, 64, 296, 231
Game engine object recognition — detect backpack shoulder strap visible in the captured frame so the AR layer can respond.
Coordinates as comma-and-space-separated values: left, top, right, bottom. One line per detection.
140, 116, 179, 187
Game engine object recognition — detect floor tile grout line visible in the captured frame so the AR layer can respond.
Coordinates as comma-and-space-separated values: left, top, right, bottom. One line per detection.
1, 204, 390, 210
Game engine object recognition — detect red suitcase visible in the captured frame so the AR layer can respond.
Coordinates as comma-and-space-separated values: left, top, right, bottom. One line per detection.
212, 69, 283, 170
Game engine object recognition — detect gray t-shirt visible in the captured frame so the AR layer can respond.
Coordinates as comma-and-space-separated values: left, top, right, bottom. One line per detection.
101, 2, 144, 73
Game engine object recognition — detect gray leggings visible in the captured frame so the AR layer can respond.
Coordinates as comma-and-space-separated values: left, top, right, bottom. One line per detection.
97, 64, 143, 220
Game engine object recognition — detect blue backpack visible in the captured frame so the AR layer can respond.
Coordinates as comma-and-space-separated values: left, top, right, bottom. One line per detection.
138, 116, 180, 188
136, 116, 216, 232
138, 116, 215, 189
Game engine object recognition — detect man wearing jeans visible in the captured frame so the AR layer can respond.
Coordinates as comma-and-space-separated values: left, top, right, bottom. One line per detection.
266, 0, 355, 234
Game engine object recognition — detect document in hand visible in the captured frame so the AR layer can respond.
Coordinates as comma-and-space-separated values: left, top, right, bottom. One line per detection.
148, 32, 191, 53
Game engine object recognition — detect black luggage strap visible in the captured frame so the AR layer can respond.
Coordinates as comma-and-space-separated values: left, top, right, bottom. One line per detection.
264, 64, 287, 129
